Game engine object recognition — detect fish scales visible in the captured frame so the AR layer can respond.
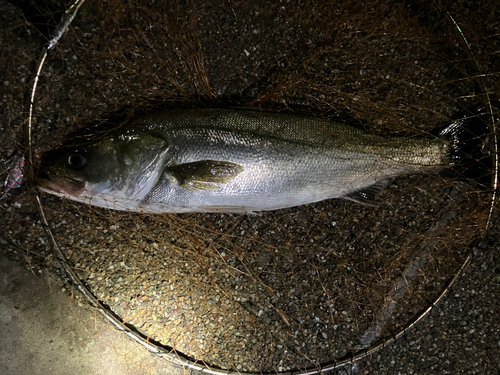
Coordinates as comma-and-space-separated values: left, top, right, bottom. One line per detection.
39, 109, 449, 213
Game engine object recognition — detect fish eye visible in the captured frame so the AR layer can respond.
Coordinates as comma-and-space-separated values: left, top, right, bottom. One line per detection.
68, 152, 87, 170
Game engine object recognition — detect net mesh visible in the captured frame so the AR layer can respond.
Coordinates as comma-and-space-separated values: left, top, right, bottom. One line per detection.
1, 0, 499, 373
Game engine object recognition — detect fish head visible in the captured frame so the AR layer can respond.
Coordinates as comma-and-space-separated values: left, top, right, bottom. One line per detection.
38, 129, 169, 210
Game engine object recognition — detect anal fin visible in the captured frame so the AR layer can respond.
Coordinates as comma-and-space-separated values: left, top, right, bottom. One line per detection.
344, 179, 389, 205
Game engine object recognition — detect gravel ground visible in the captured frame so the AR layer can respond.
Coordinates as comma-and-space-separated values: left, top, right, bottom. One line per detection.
0, 254, 195, 375
360, 234, 500, 374
1, 0, 499, 373
1, 223, 499, 375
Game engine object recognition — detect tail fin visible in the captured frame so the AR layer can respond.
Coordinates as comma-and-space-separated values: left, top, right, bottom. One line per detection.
438, 105, 495, 188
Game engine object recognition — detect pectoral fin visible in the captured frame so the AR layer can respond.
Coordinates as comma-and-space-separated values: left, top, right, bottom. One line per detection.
167, 160, 243, 191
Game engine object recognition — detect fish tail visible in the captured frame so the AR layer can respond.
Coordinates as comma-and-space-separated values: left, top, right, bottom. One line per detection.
438, 105, 496, 187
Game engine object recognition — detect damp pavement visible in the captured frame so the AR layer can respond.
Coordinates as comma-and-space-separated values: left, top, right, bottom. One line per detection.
1, 222, 499, 375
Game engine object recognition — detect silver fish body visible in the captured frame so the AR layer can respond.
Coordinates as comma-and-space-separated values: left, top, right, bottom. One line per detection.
39, 109, 449, 213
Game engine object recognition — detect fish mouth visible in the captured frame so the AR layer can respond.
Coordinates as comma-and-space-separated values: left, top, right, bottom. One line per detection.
38, 175, 86, 198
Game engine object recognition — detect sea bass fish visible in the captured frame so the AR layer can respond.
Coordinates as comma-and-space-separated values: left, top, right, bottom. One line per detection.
38, 108, 485, 213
